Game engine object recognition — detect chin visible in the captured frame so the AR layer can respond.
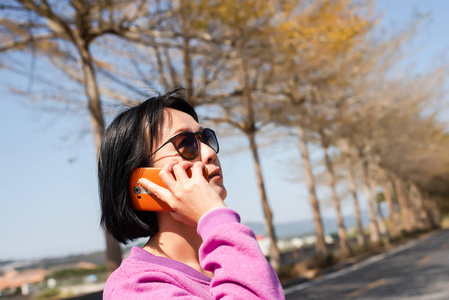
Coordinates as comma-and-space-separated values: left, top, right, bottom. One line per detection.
211, 181, 227, 200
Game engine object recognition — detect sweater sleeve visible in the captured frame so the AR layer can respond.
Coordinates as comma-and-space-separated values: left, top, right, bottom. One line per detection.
197, 208, 285, 300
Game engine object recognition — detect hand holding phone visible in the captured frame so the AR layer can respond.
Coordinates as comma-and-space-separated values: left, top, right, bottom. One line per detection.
129, 167, 208, 212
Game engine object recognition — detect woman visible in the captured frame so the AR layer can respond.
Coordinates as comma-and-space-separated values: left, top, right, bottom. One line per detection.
98, 88, 284, 299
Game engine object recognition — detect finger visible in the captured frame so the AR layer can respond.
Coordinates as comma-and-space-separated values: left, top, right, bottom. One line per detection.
191, 162, 207, 182
172, 161, 194, 182
159, 161, 178, 186
138, 177, 171, 201
161, 160, 178, 174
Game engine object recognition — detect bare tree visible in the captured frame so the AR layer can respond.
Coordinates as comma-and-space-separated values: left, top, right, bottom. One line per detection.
358, 151, 381, 243
266, 0, 378, 255
392, 175, 416, 232
297, 122, 328, 255
378, 168, 400, 236
319, 129, 349, 253
174, 0, 285, 272
344, 150, 366, 247
0, 0, 173, 273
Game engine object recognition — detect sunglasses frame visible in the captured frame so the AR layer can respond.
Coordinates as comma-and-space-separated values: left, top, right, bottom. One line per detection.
149, 128, 219, 160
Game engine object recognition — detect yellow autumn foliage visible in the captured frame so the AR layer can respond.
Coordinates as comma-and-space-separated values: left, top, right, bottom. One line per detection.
274, 0, 375, 55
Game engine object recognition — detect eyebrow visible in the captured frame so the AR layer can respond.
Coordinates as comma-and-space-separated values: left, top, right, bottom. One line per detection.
170, 126, 203, 137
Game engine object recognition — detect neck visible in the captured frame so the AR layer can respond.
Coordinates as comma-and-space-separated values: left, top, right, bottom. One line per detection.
143, 212, 213, 278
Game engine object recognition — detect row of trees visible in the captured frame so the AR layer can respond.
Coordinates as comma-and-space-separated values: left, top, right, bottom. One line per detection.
2, 0, 448, 273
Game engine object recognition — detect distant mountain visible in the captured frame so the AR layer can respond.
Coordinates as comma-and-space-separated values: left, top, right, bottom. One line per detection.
245, 212, 377, 238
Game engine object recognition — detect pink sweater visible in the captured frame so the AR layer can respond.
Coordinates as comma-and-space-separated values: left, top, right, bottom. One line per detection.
104, 208, 284, 299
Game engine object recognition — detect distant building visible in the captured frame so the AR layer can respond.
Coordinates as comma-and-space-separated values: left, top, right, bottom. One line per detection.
0, 267, 49, 295
256, 235, 270, 256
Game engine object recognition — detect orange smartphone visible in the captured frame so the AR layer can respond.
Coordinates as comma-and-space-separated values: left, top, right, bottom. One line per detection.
129, 167, 208, 212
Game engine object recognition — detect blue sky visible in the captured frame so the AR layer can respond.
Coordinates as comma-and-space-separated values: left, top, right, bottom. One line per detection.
1, 0, 448, 261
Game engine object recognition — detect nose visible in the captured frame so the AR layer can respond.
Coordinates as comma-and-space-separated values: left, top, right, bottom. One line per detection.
199, 140, 217, 164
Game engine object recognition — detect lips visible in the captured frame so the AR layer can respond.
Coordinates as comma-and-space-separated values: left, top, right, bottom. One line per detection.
208, 168, 222, 180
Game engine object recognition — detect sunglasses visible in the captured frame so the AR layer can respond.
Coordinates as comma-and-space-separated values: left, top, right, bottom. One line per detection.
149, 128, 219, 160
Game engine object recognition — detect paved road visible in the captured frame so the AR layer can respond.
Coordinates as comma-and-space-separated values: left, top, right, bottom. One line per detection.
65, 291, 103, 300
284, 229, 449, 300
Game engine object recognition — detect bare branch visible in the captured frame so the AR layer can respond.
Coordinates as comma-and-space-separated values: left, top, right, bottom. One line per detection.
0, 33, 59, 52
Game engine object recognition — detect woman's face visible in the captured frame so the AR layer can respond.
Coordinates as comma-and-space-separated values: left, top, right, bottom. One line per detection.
151, 108, 227, 200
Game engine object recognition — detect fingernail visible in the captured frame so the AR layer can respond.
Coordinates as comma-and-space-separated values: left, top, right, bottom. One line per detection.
138, 178, 149, 184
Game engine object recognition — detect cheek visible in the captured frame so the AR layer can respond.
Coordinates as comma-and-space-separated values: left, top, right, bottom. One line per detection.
152, 157, 184, 169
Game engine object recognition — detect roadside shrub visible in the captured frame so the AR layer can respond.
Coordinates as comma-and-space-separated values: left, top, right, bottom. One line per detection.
37, 288, 60, 299
441, 214, 449, 228
305, 253, 338, 269
47, 265, 106, 281
277, 264, 296, 282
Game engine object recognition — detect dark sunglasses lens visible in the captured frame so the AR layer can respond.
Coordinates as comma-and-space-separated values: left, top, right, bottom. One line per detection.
173, 132, 198, 159
202, 129, 219, 153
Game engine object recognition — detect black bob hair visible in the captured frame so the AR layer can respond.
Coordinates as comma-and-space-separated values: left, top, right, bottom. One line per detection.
98, 87, 198, 244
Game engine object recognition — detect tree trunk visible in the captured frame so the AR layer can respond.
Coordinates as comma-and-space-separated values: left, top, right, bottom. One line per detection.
181, 11, 194, 100
345, 153, 366, 247
320, 133, 348, 253
405, 182, 424, 230
78, 40, 122, 273
392, 176, 415, 232
378, 168, 400, 237
359, 156, 380, 243
429, 199, 441, 229
182, 36, 193, 100
247, 131, 280, 272
370, 177, 390, 242
297, 124, 327, 255
422, 193, 438, 229
409, 184, 432, 230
